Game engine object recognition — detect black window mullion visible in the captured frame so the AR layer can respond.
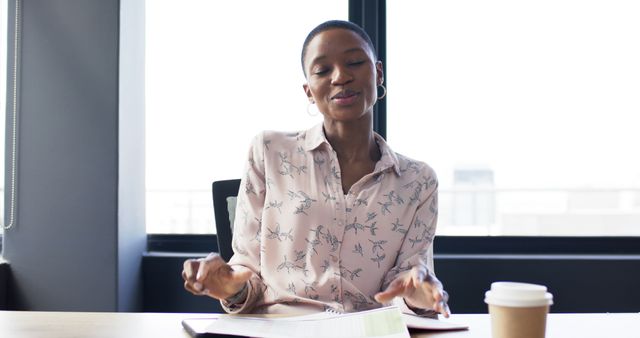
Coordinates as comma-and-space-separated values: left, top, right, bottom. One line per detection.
349, 0, 386, 140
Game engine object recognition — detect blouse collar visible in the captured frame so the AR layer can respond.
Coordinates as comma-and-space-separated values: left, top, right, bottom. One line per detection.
303, 123, 401, 176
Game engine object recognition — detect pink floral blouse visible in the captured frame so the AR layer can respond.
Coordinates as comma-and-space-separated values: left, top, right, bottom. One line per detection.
223, 123, 439, 314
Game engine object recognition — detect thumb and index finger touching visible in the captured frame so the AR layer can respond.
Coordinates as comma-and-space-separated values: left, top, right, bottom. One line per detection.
195, 254, 253, 289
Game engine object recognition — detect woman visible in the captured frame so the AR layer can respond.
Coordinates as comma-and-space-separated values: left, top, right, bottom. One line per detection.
183, 20, 450, 317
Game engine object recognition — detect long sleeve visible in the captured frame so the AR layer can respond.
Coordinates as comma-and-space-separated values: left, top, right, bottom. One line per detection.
381, 171, 439, 312
221, 133, 268, 313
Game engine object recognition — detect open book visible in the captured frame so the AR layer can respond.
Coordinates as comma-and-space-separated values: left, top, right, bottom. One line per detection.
182, 306, 468, 338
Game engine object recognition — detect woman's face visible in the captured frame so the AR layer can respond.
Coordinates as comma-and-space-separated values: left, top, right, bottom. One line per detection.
303, 29, 383, 122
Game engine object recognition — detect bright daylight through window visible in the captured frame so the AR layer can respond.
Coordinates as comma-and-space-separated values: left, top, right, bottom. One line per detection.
387, 0, 640, 236
145, 1, 347, 233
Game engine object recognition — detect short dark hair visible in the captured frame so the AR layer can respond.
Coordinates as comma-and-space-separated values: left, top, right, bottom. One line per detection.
301, 20, 377, 77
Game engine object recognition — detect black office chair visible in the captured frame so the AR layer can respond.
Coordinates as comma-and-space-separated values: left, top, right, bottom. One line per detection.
211, 179, 241, 262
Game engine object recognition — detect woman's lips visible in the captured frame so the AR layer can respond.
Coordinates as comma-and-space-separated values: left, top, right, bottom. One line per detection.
332, 92, 359, 105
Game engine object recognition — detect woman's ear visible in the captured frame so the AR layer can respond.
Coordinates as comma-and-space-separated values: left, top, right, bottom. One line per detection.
376, 61, 384, 86
302, 83, 314, 103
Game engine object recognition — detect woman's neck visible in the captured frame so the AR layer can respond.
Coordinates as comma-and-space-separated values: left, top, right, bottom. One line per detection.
323, 117, 380, 164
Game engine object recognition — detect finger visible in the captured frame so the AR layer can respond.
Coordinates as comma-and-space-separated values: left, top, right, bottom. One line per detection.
411, 267, 427, 289
427, 271, 444, 290
194, 257, 223, 292
432, 289, 450, 318
195, 259, 208, 282
374, 289, 397, 303
182, 271, 197, 289
195, 255, 226, 282
183, 261, 205, 295
375, 280, 407, 303
432, 281, 448, 302
441, 302, 451, 318
183, 259, 199, 281
432, 288, 443, 304
423, 269, 436, 283
439, 290, 451, 317
434, 299, 450, 318
184, 280, 203, 296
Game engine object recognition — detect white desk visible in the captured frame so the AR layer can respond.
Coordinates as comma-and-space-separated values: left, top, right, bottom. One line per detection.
1, 310, 638, 337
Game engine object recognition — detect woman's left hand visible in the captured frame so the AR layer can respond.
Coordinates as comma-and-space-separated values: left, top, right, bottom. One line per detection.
374, 266, 450, 318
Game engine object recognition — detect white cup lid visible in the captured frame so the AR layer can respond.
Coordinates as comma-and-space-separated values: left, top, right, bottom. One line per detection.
484, 282, 553, 307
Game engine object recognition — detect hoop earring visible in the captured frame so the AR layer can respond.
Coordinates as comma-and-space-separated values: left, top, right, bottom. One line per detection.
378, 84, 387, 100
307, 102, 320, 116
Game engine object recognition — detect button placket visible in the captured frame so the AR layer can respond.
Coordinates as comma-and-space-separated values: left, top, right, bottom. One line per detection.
333, 183, 347, 262
326, 147, 346, 269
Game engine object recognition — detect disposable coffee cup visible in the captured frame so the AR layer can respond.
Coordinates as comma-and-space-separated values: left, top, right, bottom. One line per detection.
484, 282, 554, 338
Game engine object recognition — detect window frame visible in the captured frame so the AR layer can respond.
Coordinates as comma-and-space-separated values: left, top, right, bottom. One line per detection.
145, 0, 640, 256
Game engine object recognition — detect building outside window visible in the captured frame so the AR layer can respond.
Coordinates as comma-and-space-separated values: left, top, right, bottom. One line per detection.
387, 0, 640, 236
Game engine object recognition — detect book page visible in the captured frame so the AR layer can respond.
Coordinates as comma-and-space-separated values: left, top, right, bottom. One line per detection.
185, 306, 410, 338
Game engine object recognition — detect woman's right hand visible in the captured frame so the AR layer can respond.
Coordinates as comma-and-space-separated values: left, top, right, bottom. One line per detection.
182, 253, 253, 300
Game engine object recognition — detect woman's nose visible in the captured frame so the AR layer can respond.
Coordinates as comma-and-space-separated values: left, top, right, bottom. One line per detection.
331, 66, 353, 85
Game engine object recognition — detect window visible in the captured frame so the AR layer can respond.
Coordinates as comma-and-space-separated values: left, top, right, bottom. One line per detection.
145, 1, 347, 233
387, 0, 640, 236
